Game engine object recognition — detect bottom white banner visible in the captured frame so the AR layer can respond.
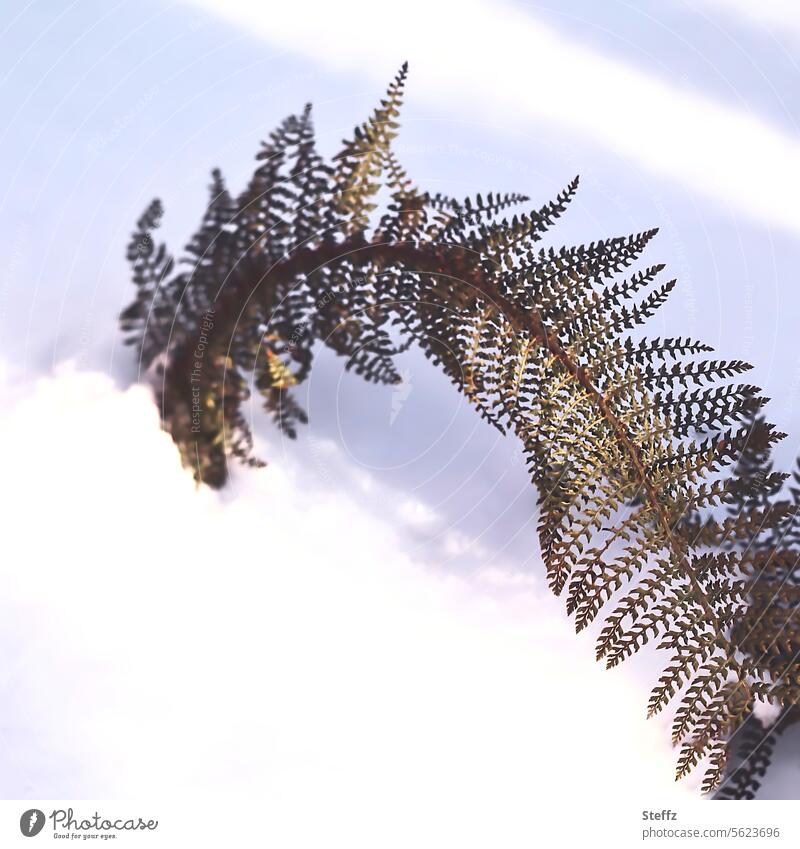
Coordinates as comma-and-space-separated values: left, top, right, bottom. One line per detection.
1, 799, 798, 848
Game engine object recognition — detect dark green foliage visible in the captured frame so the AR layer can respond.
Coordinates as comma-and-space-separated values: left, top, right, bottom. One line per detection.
122, 67, 799, 791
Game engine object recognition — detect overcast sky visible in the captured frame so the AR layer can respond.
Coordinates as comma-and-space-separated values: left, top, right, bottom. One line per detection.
1, 0, 799, 834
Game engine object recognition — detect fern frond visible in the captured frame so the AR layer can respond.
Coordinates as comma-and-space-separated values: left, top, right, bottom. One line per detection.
121, 68, 799, 794
334, 62, 408, 233
119, 199, 174, 369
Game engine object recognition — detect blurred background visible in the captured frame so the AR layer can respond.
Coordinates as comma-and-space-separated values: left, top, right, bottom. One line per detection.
1, 0, 798, 837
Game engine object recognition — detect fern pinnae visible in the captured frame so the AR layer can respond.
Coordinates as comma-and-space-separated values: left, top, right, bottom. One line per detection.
567, 511, 656, 622
121, 66, 800, 791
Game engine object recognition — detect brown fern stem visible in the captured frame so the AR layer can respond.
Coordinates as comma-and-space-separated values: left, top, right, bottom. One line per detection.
425, 246, 721, 628
171, 234, 717, 631
459, 265, 719, 625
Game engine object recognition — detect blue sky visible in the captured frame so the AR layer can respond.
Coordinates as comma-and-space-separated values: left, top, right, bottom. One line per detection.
1, 0, 799, 823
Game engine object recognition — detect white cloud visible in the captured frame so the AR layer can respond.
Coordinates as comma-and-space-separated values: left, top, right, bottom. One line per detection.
396, 496, 439, 528
179, 0, 800, 236
0, 364, 698, 844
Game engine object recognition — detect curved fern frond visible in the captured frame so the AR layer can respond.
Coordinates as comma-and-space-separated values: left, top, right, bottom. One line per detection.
121, 67, 799, 792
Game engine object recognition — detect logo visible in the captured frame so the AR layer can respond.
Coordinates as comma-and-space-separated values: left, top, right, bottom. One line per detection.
19, 809, 45, 837
16, 807, 159, 838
